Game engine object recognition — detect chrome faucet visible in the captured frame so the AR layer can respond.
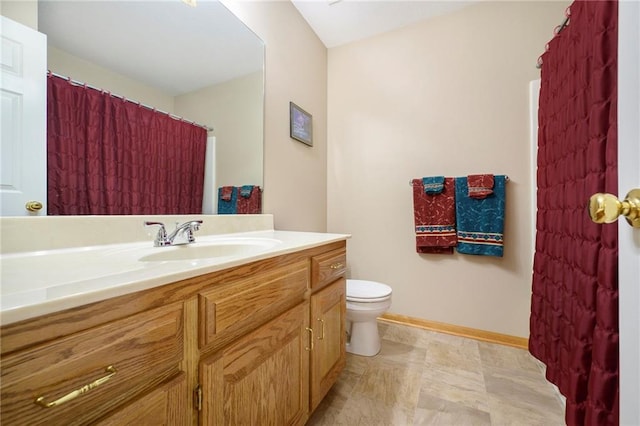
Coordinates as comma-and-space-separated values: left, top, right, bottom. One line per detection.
144, 220, 203, 247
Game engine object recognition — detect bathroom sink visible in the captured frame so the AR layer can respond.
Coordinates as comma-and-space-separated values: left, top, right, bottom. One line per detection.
138, 237, 281, 262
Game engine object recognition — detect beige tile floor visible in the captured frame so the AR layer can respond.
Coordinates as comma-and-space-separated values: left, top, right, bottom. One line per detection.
307, 321, 565, 426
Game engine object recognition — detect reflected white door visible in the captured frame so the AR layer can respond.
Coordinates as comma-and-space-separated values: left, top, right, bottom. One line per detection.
0, 16, 47, 216
618, 2, 639, 424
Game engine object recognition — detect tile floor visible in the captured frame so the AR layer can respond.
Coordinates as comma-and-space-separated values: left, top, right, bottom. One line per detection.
307, 321, 565, 425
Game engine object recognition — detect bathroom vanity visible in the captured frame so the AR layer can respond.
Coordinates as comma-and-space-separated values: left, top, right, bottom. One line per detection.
0, 216, 348, 425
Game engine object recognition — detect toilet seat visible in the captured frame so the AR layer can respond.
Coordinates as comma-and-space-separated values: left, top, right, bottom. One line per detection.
346, 279, 392, 303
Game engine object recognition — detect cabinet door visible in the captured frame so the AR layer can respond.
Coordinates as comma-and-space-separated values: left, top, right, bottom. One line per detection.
309, 278, 346, 411
96, 373, 188, 426
200, 303, 310, 426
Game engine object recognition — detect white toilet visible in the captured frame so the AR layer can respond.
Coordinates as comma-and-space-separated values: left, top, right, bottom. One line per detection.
346, 279, 392, 356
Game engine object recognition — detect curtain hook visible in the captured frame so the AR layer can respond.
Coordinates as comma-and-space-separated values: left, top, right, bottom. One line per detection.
536, 56, 544, 69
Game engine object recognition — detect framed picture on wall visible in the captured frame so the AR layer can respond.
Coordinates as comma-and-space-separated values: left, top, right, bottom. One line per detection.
289, 102, 313, 146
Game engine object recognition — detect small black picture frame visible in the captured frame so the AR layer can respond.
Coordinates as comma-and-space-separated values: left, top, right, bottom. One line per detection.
289, 102, 313, 146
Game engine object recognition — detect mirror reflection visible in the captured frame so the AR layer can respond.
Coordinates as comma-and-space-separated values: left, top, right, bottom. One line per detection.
39, 0, 264, 215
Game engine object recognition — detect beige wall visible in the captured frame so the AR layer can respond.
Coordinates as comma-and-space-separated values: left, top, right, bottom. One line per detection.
326, 1, 567, 337
175, 71, 264, 189
221, 1, 328, 232
47, 46, 175, 112
0, 0, 37, 30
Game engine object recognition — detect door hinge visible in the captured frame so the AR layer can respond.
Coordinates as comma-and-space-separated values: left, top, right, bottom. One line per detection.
194, 384, 202, 411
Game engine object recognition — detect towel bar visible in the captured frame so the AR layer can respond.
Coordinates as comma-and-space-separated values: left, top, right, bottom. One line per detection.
409, 176, 509, 186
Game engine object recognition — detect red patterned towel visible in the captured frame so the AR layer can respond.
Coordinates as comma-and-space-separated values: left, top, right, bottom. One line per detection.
220, 186, 234, 201
412, 178, 457, 254
236, 186, 262, 214
467, 174, 494, 199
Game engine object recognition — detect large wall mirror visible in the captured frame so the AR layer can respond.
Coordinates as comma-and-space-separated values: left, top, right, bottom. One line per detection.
38, 0, 264, 215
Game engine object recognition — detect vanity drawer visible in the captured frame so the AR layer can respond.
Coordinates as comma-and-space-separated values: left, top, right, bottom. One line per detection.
199, 259, 309, 351
311, 248, 347, 291
0, 303, 184, 425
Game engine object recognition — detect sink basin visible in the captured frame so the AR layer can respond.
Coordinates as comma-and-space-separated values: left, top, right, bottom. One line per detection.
138, 237, 281, 262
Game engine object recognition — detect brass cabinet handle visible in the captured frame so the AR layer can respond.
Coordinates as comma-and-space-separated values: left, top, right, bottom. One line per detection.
589, 189, 640, 228
35, 365, 117, 408
317, 318, 325, 340
25, 201, 43, 212
305, 327, 314, 351
330, 262, 344, 270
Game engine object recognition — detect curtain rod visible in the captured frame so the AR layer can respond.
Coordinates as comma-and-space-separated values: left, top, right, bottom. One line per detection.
536, 8, 571, 69
48, 71, 214, 132
556, 15, 570, 35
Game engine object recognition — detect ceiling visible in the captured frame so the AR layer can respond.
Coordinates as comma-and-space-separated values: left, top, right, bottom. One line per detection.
38, 1, 264, 96
290, 0, 475, 48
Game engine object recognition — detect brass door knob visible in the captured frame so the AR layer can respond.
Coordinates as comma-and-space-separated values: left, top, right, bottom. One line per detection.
588, 189, 640, 228
25, 201, 43, 212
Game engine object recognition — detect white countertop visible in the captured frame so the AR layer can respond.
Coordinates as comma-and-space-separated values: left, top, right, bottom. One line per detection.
0, 230, 349, 326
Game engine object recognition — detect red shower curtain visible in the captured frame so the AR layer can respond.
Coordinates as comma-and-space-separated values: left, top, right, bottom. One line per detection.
529, 1, 618, 425
47, 74, 207, 215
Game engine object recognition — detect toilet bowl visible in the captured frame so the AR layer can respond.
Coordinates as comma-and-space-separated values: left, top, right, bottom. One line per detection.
346, 279, 392, 356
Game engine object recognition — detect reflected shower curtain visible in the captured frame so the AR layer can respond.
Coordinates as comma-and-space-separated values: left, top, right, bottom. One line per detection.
529, 1, 618, 425
47, 74, 207, 215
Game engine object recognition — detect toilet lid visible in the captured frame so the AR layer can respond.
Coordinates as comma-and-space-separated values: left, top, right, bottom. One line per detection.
346, 279, 392, 301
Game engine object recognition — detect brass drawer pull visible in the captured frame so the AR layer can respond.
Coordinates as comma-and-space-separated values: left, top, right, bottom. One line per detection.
305, 327, 314, 351
330, 262, 344, 270
35, 365, 117, 408
317, 318, 325, 340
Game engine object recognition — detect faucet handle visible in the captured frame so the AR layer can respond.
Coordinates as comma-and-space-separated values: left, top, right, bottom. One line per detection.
182, 220, 203, 243
144, 221, 166, 231
144, 221, 168, 246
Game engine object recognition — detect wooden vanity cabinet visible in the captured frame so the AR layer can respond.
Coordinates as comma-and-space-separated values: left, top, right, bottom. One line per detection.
0, 240, 347, 425
309, 248, 347, 412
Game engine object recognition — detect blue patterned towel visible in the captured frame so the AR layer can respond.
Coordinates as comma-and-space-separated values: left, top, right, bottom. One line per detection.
422, 176, 445, 194
217, 186, 237, 214
239, 185, 254, 198
454, 175, 506, 257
